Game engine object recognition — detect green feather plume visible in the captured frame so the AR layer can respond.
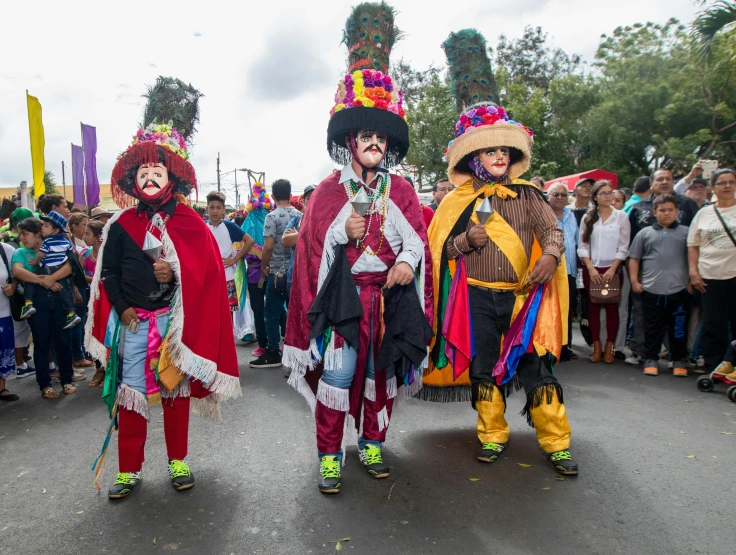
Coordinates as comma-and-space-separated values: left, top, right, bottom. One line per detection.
142, 76, 204, 145
442, 29, 499, 111
342, 1, 403, 73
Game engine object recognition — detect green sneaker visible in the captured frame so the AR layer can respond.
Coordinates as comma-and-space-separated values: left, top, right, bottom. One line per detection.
358, 444, 390, 479
19, 304, 36, 320
63, 312, 82, 330
108, 471, 142, 499
318, 456, 342, 494
477, 441, 507, 463
168, 460, 195, 491
548, 450, 579, 476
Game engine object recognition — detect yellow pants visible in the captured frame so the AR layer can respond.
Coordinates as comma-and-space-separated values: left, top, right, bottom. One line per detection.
476, 386, 571, 453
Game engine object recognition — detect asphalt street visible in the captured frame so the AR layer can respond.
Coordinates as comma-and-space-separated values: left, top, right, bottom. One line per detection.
1, 334, 734, 555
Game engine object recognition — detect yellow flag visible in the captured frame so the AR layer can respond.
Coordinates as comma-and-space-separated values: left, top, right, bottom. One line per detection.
26, 92, 45, 199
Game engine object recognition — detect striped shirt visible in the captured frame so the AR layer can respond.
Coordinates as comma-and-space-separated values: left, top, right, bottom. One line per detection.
447, 177, 564, 284
39, 234, 73, 268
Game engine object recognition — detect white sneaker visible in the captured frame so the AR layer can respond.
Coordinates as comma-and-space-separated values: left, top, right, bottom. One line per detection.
625, 354, 642, 366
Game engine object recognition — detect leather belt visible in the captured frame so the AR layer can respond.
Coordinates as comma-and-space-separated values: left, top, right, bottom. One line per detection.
469, 284, 514, 294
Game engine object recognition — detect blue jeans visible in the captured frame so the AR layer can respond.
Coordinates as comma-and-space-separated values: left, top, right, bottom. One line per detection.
27, 287, 74, 390
121, 313, 170, 394
264, 274, 288, 351
71, 289, 88, 360
317, 287, 395, 461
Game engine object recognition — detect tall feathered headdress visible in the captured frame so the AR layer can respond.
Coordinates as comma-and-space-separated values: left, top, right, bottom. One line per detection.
110, 76, 204, 207
441, 29, 499, 112
326, 2, 410, 167
442, 30, 534, 185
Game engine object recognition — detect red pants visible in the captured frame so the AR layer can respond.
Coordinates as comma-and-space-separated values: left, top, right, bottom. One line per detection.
315, 397, 394, 454
583, 266, 619, 343
118, 396, 190, 472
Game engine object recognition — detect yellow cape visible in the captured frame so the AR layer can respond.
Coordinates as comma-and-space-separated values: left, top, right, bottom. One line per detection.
425, 178, 569, 389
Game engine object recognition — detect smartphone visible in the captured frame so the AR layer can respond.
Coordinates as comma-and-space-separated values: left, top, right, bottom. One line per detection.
701, 160, 718, 180
128, 320, 140, 334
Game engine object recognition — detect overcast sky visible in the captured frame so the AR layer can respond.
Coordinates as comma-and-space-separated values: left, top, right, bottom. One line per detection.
0, 0, 702, 202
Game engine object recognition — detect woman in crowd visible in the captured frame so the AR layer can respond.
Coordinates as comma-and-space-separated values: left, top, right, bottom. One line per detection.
612, 189, 626, 211
11, 218, 76, 398
578, 180, 631, 363
0, 239, 18, 401
688, 168, 736, 373
67, 212, 93, 370
81, 220, 105, 387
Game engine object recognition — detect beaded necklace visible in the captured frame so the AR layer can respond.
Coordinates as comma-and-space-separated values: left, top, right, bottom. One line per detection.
344, 173, 390, 256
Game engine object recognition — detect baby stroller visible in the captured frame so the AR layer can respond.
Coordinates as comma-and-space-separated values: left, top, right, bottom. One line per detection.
697, 341, 736, 402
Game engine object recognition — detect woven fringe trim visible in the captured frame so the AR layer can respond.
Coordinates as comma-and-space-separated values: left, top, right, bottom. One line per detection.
117, 384, 150, 421
285, 346, 317, 413
316, 380, 350, 412
191, 396, 222, 422
85, 207, 133, 366
283, 344, 318, 375
160, 377, 191, 399
323, 338, 343, 371
394, 370, 422, 408
414, 385, 473, 403
340, 413, 361, 467
387, 198, 427, 317
318, 201, 353, 294
377, 406, 390, 432
522, 382, 564, 428
386, 376, 397, 399
502, 374, 524, 399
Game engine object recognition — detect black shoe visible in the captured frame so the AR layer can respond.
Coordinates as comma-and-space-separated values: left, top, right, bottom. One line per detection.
477, 441, 507, 463
249, 349, 282, 368
318, 456, 342, 494
560, 347, 578, 362
548, 450, 579, 475
358, 444, 390, 478
108, 471, 142, 499
168, 460, 195, 491
15, 366, 36, 379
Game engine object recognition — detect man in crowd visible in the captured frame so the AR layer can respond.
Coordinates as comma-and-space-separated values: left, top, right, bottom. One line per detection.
674, 161, 706, 195
90, 206, 114, 225
683, 178, 711, 209
571, 177, 594, 225
250, 179, 299, 369
549, 183, 579, 361
626, 168, 700, 366
623, 176, 651, 214
428, 179, 453, 211
206, 191, 255, 312
628, 194, 691, 377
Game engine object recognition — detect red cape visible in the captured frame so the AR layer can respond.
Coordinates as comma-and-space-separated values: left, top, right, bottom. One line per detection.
85, 204, 241, 419
283, 171, 433, 412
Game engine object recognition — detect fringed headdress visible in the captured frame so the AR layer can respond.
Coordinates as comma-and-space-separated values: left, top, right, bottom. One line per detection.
326, 2, 410, 168
441, 29, 534, 185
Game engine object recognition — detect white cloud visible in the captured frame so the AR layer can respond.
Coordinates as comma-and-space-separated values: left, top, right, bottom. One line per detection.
0, 0, 700, 200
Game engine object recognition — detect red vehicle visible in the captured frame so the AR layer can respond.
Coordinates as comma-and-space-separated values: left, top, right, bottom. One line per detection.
545, 169, 618, 192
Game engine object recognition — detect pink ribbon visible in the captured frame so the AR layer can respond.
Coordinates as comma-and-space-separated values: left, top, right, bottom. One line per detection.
135, 307, 170, 400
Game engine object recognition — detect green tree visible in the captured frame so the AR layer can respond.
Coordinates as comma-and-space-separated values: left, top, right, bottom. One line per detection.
692, 0, 736, 60
28, 170, 58, 198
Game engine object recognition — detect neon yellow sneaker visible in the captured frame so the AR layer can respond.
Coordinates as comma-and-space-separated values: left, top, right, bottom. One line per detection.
318, 456, 341, 494
477, 441, 507, 463
358, 444, 390, 479
168, 460, 195, 491
108, 471, 142, 499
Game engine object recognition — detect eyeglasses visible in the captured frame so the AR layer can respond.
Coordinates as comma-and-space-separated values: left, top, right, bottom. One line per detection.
549, 193, 569, 198
596, 191, 614, 197
714, 180, 736, 186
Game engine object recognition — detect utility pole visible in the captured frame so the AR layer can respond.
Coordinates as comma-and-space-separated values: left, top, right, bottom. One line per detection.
61, 161, 67, 200
216, 152, 221, 192
234, 169, 239, 208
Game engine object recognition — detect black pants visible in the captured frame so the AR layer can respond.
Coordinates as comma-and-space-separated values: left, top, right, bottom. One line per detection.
247, 282, 267, 349
701, 277, 736, 370
468, 286, 560, 417
27, 286, 74, 390
641, 289, 690, 363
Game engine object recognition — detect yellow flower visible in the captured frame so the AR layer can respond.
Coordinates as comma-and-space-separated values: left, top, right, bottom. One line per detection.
334, 103, 346, 112
354, 78, 364, 88
360, 98, 375, 108
354, 84, 365, 96
352, 70, 363, 79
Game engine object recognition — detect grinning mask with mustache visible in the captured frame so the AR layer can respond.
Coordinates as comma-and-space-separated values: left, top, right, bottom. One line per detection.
347, 130, 388, 179
134, 163, 174, 206
473, 147, 511, 182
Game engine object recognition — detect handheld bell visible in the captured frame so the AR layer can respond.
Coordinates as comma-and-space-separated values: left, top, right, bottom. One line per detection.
476, 197, 495, 225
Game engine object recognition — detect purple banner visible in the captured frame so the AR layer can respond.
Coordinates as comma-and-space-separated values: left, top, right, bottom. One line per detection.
81, 123, 100, 205
71, 144, 85, 205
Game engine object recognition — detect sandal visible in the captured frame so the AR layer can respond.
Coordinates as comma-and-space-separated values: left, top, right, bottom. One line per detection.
0, 388, 19, 402
62, 384, 77, 395
88, 369, 105, 388
42, 387, 60, 399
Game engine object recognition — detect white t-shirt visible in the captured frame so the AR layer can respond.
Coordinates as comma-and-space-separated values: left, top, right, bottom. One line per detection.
577, 208, 631, 267
208, 221, 238, 281
0, 243, 15, 319
687, 203, 736, 280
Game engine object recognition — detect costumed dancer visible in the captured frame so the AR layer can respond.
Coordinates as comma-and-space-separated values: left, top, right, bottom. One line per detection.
238, 183, 272, 352
86, 78, 241, 499
424, 29, 577, 476
284, 2, 433, 494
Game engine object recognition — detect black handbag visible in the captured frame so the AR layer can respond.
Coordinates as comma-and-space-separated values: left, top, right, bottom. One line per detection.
66, 249, 89, 290
0, 245, 26, 321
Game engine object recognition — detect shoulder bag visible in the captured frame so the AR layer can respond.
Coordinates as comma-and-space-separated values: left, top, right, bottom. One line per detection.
0, 246, 26, 321
713, 206, 736, 248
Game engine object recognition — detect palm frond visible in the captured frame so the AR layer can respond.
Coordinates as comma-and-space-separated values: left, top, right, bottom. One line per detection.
142, 76, 204, 144
692, 1, 736, 60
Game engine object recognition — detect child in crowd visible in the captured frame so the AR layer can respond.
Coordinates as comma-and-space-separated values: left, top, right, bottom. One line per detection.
628, 195, 691, 377
711, 341, 736, 380
21, 210, 81, 329
81, 220, 106, 388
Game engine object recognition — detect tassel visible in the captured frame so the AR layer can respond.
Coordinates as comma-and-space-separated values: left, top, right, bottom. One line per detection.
92, 400, 119, 491
377, 406, 390, 432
